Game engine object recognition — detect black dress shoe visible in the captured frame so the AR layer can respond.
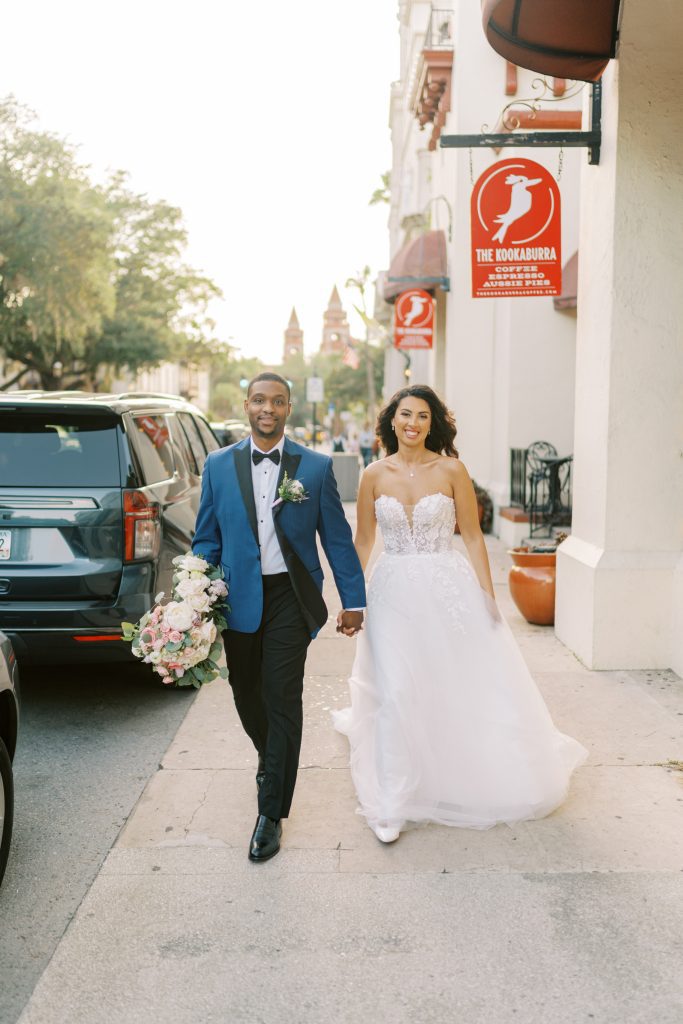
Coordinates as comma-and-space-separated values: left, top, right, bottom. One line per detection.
255, 755, 266, 793
248, 815, 282, 862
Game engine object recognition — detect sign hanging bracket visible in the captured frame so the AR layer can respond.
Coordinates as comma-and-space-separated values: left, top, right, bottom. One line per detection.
440, 82, 602, 165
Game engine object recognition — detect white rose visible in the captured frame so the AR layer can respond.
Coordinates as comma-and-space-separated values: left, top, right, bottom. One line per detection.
175, 569, 190, 581
195, 619, 217, 644
187, 591, 211, 614
175, 577, 210, 599
176, 554, 209, 573
149, 651, 161, 664
290, 480, 304, 494
193, 643, 211, 663
163, 601, 197, 632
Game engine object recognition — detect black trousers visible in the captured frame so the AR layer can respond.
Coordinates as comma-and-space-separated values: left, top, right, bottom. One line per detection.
224, 573, 312, 821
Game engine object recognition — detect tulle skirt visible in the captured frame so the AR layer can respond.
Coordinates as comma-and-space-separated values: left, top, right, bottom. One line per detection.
333, 549, 587, 832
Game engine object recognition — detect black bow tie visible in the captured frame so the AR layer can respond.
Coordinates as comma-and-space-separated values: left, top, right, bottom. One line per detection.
252, 449, 281, 466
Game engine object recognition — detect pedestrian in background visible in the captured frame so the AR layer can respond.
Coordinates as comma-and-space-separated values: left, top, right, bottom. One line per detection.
359, 422, 374, 468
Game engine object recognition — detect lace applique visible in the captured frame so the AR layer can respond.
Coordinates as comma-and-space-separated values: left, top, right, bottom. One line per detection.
371, 494, 476, 631
375, 493, 456, 555
374, 495, 415, 555
429, 556, 472, 633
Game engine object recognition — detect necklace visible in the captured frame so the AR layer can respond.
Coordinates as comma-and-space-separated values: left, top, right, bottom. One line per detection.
396, 458, 420, 478
395, 454, 439, 478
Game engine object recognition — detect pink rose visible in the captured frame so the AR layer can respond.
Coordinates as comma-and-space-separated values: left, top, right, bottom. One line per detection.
162, 675, 174, 685
169, 630, 182, 643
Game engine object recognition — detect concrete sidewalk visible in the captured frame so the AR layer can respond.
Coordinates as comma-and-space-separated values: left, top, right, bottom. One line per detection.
17, 516, 683, 1023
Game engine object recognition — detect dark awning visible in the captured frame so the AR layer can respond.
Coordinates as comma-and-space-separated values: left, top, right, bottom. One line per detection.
383, 230, 449, 303
482, 0, 621, 82
553, 250, 578, 311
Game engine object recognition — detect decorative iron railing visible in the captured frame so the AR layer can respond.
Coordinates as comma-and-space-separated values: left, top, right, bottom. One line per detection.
424, 8, 454, 50
509, 448, 527, 507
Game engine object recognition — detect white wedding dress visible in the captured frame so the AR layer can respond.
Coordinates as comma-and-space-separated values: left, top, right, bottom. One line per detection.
333, 493, 587, 832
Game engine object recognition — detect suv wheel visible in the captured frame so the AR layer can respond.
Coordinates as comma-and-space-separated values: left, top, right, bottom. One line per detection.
0, 736, 13, 886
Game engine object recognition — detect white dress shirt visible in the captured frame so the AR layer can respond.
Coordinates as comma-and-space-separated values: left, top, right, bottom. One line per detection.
251, 437, 288, 575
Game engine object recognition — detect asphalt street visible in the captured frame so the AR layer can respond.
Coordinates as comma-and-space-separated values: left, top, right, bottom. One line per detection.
0, 660, 196, 1024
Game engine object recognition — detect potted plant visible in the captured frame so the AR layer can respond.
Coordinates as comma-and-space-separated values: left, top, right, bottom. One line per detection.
507, 533, 568, 626
455, 480, 493, 535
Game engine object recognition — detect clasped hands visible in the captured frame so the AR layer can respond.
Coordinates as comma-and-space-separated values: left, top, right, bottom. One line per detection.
336, 610, 364, 637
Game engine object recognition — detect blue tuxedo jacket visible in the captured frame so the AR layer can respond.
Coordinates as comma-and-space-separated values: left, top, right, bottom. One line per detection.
192, 436, 366, 636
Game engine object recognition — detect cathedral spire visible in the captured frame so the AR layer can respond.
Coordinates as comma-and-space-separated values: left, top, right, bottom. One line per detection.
283, 306, 304, 361
321, 285, 350, 354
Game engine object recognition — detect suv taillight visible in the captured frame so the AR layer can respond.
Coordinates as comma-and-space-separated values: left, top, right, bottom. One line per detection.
123, 490, 161, 562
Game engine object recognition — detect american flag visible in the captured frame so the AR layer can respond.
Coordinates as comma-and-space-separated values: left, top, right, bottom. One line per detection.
342, 343, 360, 369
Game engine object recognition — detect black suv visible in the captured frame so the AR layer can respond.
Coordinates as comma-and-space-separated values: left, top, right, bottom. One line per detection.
0, 392, 220, 664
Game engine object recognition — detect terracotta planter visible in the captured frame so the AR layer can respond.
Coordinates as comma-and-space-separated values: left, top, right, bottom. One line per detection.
507, 548, 556, 626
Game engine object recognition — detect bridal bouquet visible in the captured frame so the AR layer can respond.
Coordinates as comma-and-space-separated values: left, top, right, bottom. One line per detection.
122, 553, 229, 688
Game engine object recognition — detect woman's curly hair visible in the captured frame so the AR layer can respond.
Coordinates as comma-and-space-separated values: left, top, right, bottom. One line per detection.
376, 385, 458, 458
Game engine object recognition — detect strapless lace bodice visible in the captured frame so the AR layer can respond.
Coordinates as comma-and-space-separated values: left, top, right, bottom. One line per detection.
375, 492, 456, 555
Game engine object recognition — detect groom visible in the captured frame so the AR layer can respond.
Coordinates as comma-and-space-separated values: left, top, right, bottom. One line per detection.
193, 372, 366, 861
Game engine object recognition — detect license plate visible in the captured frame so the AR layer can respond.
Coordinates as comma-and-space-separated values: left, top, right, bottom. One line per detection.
0, 530, 11, 560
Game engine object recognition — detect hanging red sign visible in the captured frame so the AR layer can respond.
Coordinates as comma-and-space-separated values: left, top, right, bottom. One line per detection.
470, 158, 561, 299
393, 289, 434, 349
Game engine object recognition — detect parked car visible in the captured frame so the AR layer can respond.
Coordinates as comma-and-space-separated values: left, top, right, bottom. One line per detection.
209, 420, 250, 447
0, 391, 220, 665
0, 630, 19, 886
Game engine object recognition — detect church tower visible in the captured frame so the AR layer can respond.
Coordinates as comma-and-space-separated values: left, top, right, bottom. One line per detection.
320, 285, 350, 354
282, 307, 304, 361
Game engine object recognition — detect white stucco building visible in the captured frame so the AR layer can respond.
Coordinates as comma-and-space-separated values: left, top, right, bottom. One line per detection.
382, 0, 682, 673
131, 363, 210, 414
384, 0, 581, 533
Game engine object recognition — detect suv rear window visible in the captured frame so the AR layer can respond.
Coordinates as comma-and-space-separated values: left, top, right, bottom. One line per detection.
0, 412, 120, 486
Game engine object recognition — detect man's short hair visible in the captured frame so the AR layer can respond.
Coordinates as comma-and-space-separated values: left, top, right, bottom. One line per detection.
247, 372, 291, 399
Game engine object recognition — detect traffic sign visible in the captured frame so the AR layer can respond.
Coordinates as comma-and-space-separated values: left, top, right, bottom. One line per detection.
306, 377, 324, 403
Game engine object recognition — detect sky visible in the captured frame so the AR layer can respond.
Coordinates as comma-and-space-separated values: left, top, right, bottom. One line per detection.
2, 0, 399, 364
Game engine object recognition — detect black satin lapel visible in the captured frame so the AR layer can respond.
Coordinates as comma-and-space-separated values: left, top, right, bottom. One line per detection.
234, 443, 259, 545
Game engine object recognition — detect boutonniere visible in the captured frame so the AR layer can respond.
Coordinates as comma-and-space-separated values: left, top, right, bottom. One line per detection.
273, 471, 308, 507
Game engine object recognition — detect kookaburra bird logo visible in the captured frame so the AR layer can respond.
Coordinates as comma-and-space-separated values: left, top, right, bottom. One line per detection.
402, 293, 428, 326
491, 174, 542, 243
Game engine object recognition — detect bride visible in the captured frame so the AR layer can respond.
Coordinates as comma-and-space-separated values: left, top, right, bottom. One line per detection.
334, 385, 587, 843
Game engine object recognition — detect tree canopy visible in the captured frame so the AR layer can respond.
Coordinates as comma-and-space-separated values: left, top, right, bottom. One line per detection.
0, 97, 221, 391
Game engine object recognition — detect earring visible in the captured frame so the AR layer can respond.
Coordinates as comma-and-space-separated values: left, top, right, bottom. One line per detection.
391, 423, 395, 432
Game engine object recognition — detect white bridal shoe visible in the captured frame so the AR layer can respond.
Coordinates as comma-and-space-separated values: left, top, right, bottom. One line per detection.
372, 823, 400, 844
